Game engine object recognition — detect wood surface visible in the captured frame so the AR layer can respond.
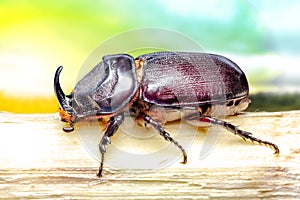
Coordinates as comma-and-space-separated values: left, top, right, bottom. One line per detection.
0, 111, 299, 199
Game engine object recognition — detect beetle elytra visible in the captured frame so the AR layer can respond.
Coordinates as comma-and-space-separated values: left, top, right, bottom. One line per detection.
54, 52, 279, 177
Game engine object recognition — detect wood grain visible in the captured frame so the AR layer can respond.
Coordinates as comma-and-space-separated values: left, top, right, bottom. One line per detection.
0, 111, 299, 199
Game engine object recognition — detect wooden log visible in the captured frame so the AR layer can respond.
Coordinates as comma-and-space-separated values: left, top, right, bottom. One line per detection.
0, 111, 299, 199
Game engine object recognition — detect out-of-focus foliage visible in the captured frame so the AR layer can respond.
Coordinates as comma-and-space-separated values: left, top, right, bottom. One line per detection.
0, 0, 299, 112
248, 93, 300, 112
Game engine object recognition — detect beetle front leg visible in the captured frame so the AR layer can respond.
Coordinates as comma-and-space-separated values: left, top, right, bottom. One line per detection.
199, 116, 280, 154
144, 115, 187, 164
62, 121, 74, 132
97, 113, 124, 177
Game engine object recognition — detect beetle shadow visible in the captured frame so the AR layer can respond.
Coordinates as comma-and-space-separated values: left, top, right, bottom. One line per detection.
75, 116, 198, 171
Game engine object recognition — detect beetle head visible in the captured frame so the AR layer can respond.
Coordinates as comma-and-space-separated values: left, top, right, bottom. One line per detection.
54, 66, 76, 130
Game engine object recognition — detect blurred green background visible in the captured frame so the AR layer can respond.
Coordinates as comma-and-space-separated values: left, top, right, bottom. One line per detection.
1, 0, 300, 113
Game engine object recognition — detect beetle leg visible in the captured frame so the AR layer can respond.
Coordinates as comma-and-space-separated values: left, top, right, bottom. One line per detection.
199, 116, 280, 154
97, 113, 124, 177
62, 121, 74, 132
144, 115, 187, 164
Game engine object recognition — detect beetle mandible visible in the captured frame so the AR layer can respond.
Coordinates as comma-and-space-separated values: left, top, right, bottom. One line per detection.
54, 52, 279, 177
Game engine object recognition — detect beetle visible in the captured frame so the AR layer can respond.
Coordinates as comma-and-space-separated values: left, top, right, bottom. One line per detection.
54, 52, 279, 177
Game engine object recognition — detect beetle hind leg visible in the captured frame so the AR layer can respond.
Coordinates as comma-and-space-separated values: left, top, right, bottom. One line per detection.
199, 116, 280, 154
144, 115, 187, 164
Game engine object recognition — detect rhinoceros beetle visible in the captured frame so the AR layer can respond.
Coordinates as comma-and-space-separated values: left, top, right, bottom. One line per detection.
54, 52, 279, 177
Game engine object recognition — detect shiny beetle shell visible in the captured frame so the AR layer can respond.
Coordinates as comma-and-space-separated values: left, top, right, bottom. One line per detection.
54, 51, 279, 177
138, 52, 248, 107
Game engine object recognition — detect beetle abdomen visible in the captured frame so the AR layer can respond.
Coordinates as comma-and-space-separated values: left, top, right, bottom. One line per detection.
139, 52, 249, 107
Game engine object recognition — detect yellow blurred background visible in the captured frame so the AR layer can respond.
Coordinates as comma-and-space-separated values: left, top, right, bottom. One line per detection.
1, 0, 300, 113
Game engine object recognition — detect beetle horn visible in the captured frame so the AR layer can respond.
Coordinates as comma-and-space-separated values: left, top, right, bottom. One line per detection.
54, 66, 69, 111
